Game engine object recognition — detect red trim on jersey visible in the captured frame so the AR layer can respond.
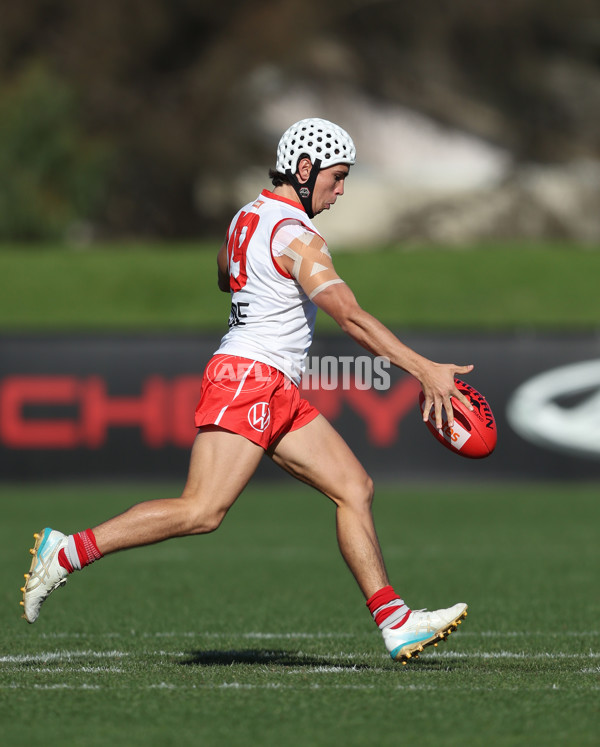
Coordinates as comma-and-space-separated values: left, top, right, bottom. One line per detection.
260, 189, 306, 212
270, 219, 295, 279
270, 218, 321, 280
257, 190, 307, 279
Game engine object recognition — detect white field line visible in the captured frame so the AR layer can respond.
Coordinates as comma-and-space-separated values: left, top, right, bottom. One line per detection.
426, 651, 600, 660
31, 630, 600, 640
1, 649, 598, 666
2, 648, 598, 693
0, 667, 124, 674
0, 651, 129, 664
1, 683, 103, 691
1, 681, 598, 693
0, 682, 443, 691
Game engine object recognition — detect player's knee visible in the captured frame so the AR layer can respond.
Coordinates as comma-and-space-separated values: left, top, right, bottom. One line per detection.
362, 473, 375, 508
188, 506, 227, 534
339, 472, 374, 512
177, 495, 227, 535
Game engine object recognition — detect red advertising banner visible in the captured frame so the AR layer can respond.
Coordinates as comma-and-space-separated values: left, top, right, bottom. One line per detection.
1, 334, 599, 481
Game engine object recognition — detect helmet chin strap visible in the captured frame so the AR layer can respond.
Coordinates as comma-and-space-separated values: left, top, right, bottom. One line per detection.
285, 159, 321, 218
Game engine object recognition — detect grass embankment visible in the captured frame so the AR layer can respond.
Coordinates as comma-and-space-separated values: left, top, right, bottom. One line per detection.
0, 242, 598, 332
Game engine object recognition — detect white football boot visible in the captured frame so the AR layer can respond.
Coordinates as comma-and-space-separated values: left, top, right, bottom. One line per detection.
20, 528, 69, 623
382, 603, 468, 663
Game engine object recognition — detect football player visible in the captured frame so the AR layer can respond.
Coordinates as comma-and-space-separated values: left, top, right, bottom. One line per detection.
21, 118, 472, 663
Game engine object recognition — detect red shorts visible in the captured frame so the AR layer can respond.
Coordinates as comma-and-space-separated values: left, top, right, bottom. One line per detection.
194, 355, 320, 449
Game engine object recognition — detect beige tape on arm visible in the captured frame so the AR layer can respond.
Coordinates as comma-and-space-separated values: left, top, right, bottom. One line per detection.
276, 227, 345, 299
287, 235, 345, 300
308, 278, 345, 300
310, 261, 329, 276
280, 245, 303, 279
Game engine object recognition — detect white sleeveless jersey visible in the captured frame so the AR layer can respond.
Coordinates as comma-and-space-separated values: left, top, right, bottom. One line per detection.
216, 189, 322, 385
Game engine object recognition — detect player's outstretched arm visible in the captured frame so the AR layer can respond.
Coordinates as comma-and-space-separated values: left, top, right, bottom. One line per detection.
273, 235, 473, 430
313, 281, 473, 430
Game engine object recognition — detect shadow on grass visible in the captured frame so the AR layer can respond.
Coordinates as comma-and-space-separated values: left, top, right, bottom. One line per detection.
180, 649, 373, 669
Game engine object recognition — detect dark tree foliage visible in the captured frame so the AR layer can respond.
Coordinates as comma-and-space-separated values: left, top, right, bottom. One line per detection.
0, 0, 598, 239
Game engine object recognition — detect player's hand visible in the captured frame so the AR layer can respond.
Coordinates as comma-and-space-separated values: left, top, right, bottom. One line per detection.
420, 363, 474, 431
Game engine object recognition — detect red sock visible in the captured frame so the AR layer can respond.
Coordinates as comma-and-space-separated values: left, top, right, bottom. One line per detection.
58, 548, 73, 573
58, 529, 103, 573
74, 529, 102, 567
366, 585, 411, 629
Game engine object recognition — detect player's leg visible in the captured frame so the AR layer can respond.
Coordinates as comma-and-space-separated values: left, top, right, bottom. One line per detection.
93, 426, 264, 553
268, 413, 387, 599
268, 414, 467, 663
21, 427, 264, 623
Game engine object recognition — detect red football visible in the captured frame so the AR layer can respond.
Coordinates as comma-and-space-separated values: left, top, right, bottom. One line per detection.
418, 379, 497, 459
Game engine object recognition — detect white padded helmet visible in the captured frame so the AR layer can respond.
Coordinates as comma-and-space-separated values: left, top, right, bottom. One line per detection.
276, 118, 356, 174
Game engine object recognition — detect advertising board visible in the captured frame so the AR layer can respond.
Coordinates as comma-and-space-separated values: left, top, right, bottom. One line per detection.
1, 333, 599, 481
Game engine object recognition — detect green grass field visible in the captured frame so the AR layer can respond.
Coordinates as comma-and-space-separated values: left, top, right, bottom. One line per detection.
1, 241, 598, 744
1, 241, 599, 331
2, 482, 598, 746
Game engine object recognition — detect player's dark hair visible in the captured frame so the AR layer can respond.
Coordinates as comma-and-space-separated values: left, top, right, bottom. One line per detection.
269, 153, 311, 187
269, 168, 290, 187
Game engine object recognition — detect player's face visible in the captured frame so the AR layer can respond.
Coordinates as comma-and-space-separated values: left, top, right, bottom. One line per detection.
312, 164, 350, 215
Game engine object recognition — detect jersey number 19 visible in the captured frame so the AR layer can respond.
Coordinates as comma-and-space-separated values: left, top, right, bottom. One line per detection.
227, 211, 260, 292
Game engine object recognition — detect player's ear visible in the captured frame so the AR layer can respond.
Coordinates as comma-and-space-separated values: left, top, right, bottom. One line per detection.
296, 157, 313, 184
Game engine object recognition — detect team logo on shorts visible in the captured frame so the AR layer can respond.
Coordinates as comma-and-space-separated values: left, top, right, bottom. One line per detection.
248, 402, 271, 432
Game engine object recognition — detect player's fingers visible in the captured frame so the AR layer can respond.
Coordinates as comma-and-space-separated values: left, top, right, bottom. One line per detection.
454, 363, 474, 376
422, 396, 433, 423
431, 396, 446, 431
452, 364, 474, 411
441, 397, 454, 430
452, 386, 473, 412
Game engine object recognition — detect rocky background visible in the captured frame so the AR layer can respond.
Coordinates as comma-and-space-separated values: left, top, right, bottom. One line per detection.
1, 0, 599, 245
